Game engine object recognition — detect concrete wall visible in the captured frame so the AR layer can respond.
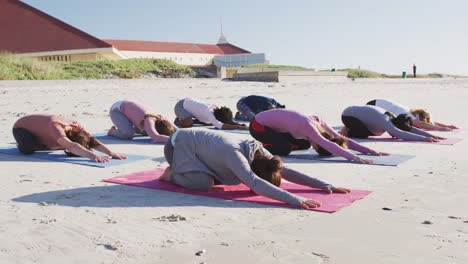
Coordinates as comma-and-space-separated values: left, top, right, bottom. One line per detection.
118, 50, 216, 66
232, 70, 348, 82
232, 72, 279, 82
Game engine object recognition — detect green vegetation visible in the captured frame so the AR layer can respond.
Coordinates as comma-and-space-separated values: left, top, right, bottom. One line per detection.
335, 68, 457, 79
0, 53, 195, 80
241, 64, 307, 70
339, 68, 384, 78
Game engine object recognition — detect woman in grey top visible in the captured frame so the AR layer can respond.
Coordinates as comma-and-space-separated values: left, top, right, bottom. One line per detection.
340, 105, 444, 142
160, 128, 350, 209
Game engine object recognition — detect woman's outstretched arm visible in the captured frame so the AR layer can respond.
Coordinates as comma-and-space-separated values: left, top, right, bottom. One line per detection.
412, 119, 451, 131
321, 120, 375, 154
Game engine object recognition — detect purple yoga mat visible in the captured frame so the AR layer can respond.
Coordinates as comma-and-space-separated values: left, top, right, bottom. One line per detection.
103, 168, 372, 213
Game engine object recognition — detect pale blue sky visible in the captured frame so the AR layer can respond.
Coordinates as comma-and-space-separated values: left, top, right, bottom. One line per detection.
24, 0, 468, 75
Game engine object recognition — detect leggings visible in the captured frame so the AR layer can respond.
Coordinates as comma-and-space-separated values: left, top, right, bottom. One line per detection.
12, 127, 45, 154
366, 99, 377, 106
236, 98, 256, 121
341, 115, 373, 138
249, 118, 311, 156
163, 137, 215, 191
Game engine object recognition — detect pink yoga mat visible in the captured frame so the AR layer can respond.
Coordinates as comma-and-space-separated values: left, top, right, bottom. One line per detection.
363, 134, 463, 145
103, 168, 371, 213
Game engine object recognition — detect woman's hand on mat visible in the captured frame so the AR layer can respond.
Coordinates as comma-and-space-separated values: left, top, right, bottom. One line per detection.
324, 187, 351, 194
93, 154, 111, 163
432, 135, 446, 140
447, 125, 459, 129
368, 150, 390, 156
425, 137, 439, 142
300, 199, 321, 209
109, 152, 127, 159
438, 127, 452, 131
353, 156, 373, 164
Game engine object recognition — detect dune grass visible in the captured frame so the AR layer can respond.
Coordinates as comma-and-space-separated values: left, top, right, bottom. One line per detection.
338, 68, 453, 79
0, 53, 195, 80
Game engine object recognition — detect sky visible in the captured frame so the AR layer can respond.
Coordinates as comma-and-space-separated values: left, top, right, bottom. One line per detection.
23, 0, 468, 75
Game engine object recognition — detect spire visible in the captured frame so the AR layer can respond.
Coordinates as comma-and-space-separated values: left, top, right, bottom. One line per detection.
217, 17, 228, 44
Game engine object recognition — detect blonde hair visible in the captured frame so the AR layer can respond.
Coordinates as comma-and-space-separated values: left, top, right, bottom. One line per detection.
410, 109, 432, 123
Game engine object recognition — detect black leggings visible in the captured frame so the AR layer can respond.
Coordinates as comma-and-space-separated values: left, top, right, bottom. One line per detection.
341, 115, 373, 139
366, 99, 377, 106
249, 119, 311, 156
12, 128, 43, 154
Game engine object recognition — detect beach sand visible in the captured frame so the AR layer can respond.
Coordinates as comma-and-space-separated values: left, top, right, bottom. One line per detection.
0, 78, 467, 264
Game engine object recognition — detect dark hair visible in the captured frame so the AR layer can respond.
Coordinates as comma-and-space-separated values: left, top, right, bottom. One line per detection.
391, 114, 412, 131
251, 152, 282, 187
64, 129, 100, 157
155, 119, 176, 136
213, 106, 234, 124
316, 132, 348, 156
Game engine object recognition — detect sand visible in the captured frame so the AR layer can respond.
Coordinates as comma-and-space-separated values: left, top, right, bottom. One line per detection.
0, 78, 467, 264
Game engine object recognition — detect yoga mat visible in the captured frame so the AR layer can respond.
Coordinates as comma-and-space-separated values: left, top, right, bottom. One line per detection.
287, 152, 414, 166
359, 135, 463, 145
94, 133, 154, 144
0, 147, 152, 168
103, 168, 372, 213
209, 128, 250, 134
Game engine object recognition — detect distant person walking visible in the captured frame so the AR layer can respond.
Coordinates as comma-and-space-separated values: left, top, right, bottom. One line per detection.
413, 64, 417, 78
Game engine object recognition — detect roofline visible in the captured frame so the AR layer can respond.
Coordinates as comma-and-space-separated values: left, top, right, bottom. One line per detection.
103, 39, 222, 47
217, 43, 251, 54
16, 47, 122, 57
14, 0, 112, 48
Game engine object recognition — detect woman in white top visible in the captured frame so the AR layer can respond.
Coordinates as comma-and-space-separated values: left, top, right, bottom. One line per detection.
367, 99, 458, 131
174, 98, 248, 130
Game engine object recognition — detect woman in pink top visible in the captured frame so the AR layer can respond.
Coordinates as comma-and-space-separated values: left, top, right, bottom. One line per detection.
250, 109, 388, 164
107, 100, 177, 143
13, 114, 126, 163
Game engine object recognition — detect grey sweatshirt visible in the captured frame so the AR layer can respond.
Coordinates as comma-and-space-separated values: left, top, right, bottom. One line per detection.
342, 105, 433, 141
171, 128, 333, 207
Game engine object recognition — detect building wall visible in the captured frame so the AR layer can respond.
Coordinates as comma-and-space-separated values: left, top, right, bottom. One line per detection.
17, 48, 123, 62
35, 52, 119, 62
118, 51, 216, 66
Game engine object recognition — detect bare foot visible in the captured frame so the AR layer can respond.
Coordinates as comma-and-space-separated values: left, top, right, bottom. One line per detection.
159, 167, 172, 181
107, 126, 117, 136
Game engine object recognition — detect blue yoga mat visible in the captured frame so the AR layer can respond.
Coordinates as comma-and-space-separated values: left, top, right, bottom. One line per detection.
286, 150, 414, 167
0, 147, 153, 168
94, 133, 155, 144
